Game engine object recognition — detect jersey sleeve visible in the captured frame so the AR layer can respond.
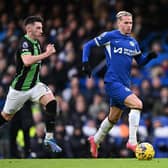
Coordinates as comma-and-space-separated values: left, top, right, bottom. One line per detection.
19, 40, 32, 56
82, 39, 97, 62
133, 40, 146, 65
135, 41, 141, 55
94, 32, 113, 46
134, 40, 149, 66
82, 31, 114, 62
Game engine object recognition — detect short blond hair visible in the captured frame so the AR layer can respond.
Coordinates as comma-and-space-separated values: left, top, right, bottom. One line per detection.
116, 11, 132, 20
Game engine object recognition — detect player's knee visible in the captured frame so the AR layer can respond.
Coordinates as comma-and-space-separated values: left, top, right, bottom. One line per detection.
134, 100, 143, 110
108, 115, 120, 124
1, 112, 14, 121
46, 100, 57, 116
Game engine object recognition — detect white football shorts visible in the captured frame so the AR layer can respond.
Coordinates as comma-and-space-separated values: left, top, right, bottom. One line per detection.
3, 82, 52, 114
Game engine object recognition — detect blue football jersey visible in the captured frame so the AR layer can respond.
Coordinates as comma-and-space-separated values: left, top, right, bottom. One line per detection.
94, 30, 141, 87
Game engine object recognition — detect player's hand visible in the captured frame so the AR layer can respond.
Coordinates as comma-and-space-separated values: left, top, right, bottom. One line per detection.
45, 44, 56, 56
82, 62, 91, 78
147, 51, 157, 60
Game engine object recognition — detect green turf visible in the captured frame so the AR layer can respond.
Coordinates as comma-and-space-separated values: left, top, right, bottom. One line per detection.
0, 159, 167, 168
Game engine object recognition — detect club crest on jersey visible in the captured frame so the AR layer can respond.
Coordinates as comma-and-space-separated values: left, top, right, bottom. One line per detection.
22, 42, 29, 48
129, 41, 135, 47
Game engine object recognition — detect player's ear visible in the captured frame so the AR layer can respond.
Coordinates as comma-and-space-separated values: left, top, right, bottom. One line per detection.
117, 19, 120, 27
25, 24, 32, 32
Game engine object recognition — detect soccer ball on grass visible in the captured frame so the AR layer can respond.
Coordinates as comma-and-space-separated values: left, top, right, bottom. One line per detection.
135, 142, 155, 160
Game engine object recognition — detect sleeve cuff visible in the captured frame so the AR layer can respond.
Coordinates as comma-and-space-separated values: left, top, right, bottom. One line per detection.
21, 52, 32, 56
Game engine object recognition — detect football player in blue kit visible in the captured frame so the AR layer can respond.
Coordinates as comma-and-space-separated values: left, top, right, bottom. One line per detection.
82, 11, 157, 158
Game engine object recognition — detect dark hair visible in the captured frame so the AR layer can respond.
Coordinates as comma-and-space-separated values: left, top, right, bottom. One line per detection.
24, 16, 43, 26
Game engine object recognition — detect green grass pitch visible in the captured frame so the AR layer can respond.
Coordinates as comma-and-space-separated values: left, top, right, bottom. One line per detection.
0, 159, 167, 168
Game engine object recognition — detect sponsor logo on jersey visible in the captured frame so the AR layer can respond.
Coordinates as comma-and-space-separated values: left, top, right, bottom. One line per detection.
129, 41, 135, 46
114, 47, 122, 54
113, 47, 140, 56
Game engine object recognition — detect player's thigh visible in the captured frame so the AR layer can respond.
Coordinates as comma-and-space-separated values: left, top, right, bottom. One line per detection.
124, 93, 143, 109
39, 92, 55, 106
30, 82, 54, 105
3, 87, 28, 116
108, 106, 123, 123
105, 82, 132, 108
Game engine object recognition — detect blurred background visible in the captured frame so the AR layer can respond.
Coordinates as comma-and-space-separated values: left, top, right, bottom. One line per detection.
0, 0, 168, 158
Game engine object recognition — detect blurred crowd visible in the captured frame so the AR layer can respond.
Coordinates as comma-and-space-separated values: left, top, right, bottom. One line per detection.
0, 0, 168, 158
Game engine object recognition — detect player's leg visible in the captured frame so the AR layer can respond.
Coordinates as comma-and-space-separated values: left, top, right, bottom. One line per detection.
0, 87, 28, 127
0, 112, 14, 124
0, 112, 12, 126
88, 106, 123, 157
39, 93, 62, 152
31, 82, 62, 152
94, 106, 123, 144
88, 82, 126, 158
124, 93, 143, 151
104, 82, 139, 151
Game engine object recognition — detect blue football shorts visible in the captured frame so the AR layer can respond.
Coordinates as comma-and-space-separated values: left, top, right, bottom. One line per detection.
105, 82, 133, 110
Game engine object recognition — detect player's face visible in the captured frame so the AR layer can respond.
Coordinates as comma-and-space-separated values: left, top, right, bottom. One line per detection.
118, 16, 133, 35
30, 22, 43, 39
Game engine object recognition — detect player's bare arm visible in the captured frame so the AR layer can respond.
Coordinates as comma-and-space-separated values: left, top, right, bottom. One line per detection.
21, 44, 56, 67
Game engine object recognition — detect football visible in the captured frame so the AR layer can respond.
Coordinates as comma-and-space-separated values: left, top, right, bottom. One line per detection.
135, 142, 155, 160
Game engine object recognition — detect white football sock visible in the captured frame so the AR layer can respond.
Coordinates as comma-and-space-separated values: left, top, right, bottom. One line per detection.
94, 117, 113, 145
128, 109, 141, 145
